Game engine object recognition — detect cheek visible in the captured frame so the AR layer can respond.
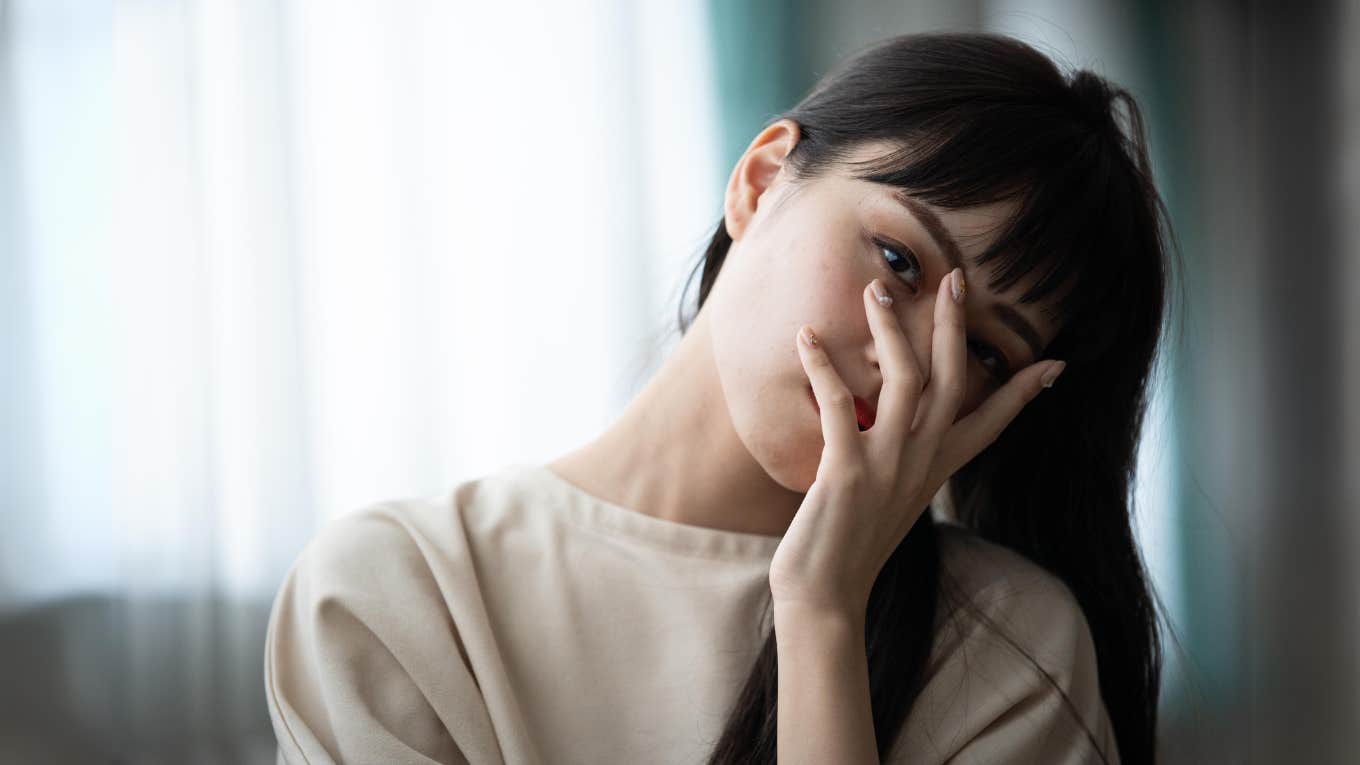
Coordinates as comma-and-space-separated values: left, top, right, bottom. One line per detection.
706, 255, 818, 413
710, 218, 874, 413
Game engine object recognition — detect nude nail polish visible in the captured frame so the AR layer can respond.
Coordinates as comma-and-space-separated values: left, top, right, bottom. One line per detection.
1040, 361, 1066, 388
869, 279, 893, 307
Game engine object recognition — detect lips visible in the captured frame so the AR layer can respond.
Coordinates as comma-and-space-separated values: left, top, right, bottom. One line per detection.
807, 387, 877, 431
854, 396, 877, 430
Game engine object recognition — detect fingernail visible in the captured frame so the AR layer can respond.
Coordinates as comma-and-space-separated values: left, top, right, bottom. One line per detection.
1040, 360, 1066, 388
799, 325, 819, 347
869, 279, 893, 307
950, 268, 966, 303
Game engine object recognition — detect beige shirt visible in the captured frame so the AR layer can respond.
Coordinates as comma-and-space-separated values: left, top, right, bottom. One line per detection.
265, 462, 1120, 764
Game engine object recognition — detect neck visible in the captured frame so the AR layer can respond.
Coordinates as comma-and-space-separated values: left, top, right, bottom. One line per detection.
547, 307, 804, 538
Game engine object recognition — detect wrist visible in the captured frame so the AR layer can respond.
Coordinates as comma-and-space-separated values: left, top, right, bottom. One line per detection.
773, 599, 866, 641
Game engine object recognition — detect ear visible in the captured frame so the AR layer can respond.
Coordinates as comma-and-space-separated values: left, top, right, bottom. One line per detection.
723, 118, 800, 242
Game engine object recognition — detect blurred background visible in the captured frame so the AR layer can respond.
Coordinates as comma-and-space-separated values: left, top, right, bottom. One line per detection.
1, 0, 1355, 762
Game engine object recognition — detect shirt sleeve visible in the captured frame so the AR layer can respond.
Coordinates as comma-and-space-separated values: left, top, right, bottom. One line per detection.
264, 508, 496, 765
889, 570, 1122, 765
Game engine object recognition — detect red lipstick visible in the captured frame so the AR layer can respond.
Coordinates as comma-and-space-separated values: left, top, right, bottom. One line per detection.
807, 387, 877, 431
854, 396, 877, 430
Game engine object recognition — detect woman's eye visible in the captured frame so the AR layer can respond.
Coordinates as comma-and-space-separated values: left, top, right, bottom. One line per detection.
874, 236, 1011, 385
876, 240, 922, 291
968, 339, 1012, 384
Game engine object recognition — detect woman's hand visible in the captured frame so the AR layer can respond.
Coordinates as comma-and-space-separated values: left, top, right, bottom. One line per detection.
768, 267, 1065, 619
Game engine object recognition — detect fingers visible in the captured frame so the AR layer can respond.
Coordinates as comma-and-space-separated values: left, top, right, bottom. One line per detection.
910, 269, 968, 447
933, 358, 1066, 478
862, 278, 924, 445
796, 324, 860, 453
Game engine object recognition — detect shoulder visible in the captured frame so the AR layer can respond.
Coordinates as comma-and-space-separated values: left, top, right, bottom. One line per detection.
277, 464, 553, 613
933, 521, 1087, 639
287, 499, 443, 602
888, 522, 1120, 764
931, 521, 1101, 698
265, 497, 493, 763
267, 497, 459, 665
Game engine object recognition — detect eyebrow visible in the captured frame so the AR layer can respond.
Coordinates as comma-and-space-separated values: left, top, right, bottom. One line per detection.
889, 189, 1047, 363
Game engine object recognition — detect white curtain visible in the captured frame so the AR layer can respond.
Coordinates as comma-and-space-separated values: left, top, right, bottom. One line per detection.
0, 0, 721, 760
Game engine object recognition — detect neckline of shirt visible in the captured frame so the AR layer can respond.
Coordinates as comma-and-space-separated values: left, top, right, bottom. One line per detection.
502, 462, 785, 562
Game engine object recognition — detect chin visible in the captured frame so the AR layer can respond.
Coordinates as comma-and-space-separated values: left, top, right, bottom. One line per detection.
768, 460, 817, 493
742, 424, 822, 493
726, 384, 824, 493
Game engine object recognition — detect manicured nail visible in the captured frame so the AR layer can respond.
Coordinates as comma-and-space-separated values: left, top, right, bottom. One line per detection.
1040, 360, 1066, 388
869, 279, 893, 307
950, 268, 966, 303
799, 325, 819, 347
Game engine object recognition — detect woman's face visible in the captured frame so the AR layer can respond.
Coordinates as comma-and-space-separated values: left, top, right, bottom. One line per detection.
704, 121, 1063, 490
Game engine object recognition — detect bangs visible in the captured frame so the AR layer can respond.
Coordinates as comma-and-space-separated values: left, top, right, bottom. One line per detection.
839, 118, 1147, 362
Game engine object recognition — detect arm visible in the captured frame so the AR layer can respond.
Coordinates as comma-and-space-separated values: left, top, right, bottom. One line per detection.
774, 603, 880, 764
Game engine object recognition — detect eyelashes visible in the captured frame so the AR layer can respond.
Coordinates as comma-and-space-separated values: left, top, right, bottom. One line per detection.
873, 238, 1013, 384
874, 238, 923, 291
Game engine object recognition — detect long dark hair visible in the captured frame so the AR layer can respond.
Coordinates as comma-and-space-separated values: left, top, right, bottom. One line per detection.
679, 33, 1177, 764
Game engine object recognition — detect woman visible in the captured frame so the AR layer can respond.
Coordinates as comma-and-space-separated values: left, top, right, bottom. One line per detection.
265, 32, 1173, 764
